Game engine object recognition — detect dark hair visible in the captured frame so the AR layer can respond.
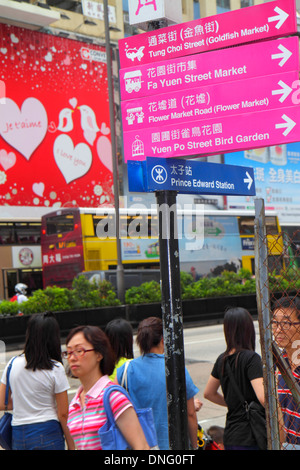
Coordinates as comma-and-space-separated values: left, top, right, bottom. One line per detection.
136, 317, 163, 354
223, 307, 256, 359
66, 325, 115, 376
206, 425, 224, 445
105, 318, 133, 362
24, 311, 62, 371
273, 296, 300, 320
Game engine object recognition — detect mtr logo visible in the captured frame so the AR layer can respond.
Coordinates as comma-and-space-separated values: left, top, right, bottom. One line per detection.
0, 80, 5, 104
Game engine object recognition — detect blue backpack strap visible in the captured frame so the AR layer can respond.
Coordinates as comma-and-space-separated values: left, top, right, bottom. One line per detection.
5, 356, 17, 409
102, 384, 134, 425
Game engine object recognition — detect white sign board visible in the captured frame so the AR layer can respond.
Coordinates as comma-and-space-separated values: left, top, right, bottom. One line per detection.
12, 246, 42, 269
128, 0, 182, 29
82, 0, 117, 23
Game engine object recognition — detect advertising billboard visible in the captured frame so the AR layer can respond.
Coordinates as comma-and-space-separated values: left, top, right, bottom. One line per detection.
225, 143, 300, 226
0, 24, 114, 210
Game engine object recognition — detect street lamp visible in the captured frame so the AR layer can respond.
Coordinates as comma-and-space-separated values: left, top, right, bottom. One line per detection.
103, 0, 125, 303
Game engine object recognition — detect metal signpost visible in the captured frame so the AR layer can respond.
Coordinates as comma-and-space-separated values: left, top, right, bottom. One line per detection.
118, 0, 298, 450
103, 0, 125, 303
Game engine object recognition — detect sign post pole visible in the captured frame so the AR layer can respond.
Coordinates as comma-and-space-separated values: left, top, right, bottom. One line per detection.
146, 11, 190, 450
103, 0, 125, 303
155, 188, 189, 450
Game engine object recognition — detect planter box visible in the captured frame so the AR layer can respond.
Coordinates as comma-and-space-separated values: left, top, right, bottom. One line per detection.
182, 294, 257, 324
0, 315, 30, 345
0, 294, 258, 345
125, 302, 162, 328
55, 305, 127, 338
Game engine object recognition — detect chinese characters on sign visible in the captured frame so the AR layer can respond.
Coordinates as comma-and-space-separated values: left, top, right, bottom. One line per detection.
120, 36, 299, 101
123, 106, 300, 161
121, 71, 299, 133
225, 143, 300, 224
128, 157, 255, 196
82, 0, 116, 22
128, 0, 182, 28
119, 23, 300, 160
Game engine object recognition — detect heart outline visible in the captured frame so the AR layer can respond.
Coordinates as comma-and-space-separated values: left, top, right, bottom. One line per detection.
0, 98, 48, 160
54, 134, 92, 184
0, 149, 16, 170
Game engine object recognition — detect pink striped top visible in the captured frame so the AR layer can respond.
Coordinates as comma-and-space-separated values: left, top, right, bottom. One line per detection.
67, 375, 132, 450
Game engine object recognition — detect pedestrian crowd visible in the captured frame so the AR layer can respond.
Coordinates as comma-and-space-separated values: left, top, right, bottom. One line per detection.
0, 296, 299, 450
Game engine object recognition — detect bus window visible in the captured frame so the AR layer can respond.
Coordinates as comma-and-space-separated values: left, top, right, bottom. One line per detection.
15, 222, 41, 244
46, 214, 75, 235
265, 216, 278, 235
239, 215, 278, 236
93, 214, 116, 238
0, 223, 15, 244
238, 216, 255, 235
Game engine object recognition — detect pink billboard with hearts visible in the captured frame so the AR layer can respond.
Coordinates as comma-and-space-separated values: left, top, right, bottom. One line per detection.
0, 24, 113, 209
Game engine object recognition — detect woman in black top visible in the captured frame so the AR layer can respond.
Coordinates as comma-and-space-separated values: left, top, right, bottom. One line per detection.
204, 307, 265, 450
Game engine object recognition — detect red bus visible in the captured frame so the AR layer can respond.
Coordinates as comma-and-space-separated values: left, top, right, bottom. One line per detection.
41, 209, 84, 288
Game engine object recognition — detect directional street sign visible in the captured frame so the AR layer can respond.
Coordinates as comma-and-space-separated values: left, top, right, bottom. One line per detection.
119, 0, 296, 68
120, 36, 299, 101
127, 157, 256, 196
121, 70, 299, 133
123, 105, 300, 161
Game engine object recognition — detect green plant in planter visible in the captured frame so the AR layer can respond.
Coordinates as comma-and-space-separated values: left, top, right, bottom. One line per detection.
0, 300, 20, 316
71, 276, 120, 308
125, 280, 161, 305
8, 266, 300, 317
180, 272, 194, 291
18, 277, 120, 315
21, 287, 72, 315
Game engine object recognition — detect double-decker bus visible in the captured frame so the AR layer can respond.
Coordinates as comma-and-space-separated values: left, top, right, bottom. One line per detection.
41, 207, 284, 289
0, 218, 43, 299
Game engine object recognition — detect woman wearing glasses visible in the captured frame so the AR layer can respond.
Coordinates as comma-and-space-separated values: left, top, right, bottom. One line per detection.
0, 312, 75, 450
272, 296, 300, 450
65, 325, 149, 450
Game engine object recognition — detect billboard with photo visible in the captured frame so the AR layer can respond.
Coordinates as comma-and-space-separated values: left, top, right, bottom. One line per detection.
224, 143, 300, 226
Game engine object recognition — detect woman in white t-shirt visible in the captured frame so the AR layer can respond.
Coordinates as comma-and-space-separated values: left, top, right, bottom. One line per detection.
0, 312, 75, 450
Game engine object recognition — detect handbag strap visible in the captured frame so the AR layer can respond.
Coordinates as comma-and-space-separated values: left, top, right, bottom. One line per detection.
120, 360, 131, 390
102, 384, 135, 426
225, 357, 248, 407
5, 356, 17, 410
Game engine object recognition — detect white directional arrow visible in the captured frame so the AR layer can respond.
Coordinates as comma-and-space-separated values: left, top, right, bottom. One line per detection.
275, 114, 296, 136
272, 80, 293, 103
268, 6, 289, 30
244, 172, 253, 191
271, 44, 293, 67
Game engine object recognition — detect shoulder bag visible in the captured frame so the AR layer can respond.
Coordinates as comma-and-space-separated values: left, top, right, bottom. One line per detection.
98, 384, 158, 450
225, 359, 267, 450
0, 357, 17, 450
